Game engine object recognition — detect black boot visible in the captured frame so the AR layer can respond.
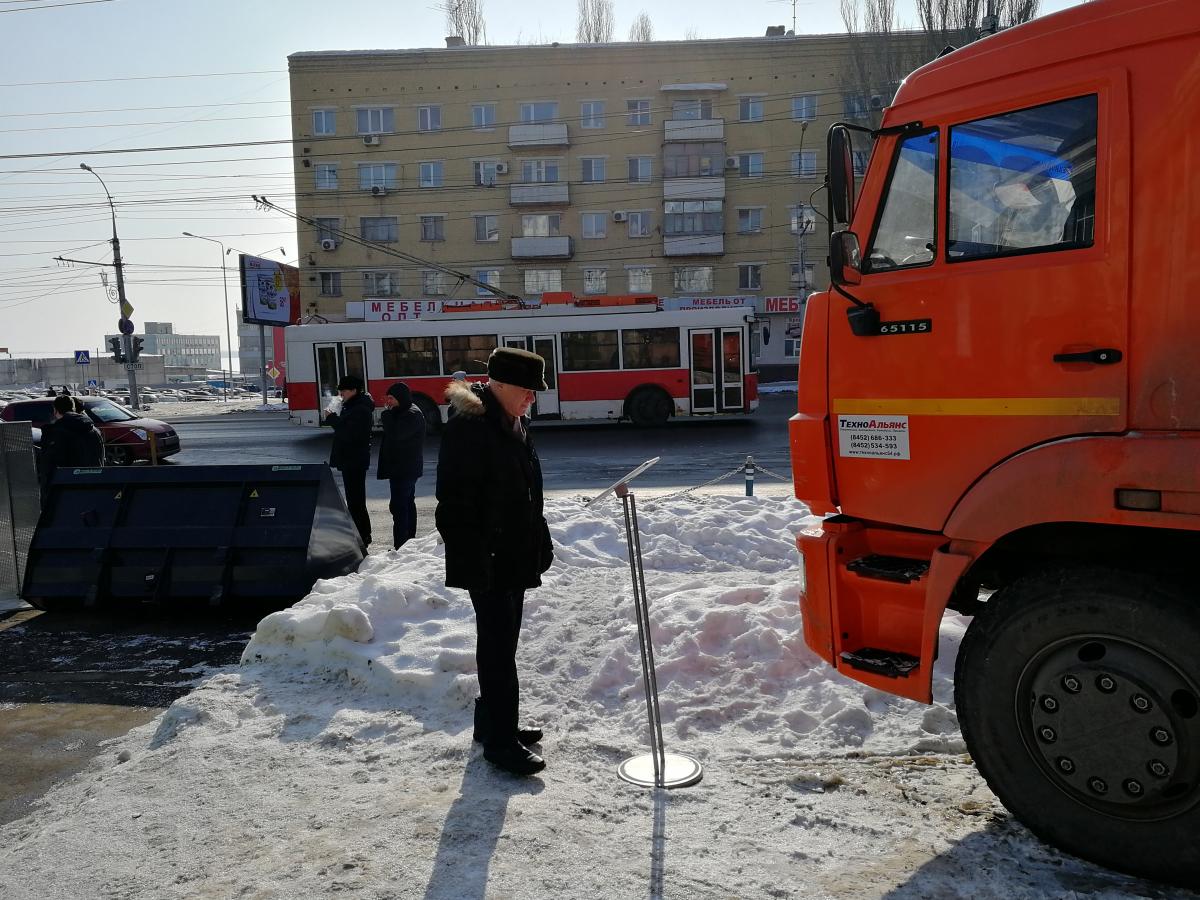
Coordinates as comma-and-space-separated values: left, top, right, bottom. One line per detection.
483, 739, 546, 777
473, 698, 543, 746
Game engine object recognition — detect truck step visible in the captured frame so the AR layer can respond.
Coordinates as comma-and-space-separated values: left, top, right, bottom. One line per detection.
846, 554, 930, 584
840, 648, 920, 678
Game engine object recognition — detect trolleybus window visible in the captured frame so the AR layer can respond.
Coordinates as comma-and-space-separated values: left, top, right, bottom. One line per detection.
562, 330, 619, 370
382, 337, 440, 377
621, 328, 680, 369
441, 334, 497, 375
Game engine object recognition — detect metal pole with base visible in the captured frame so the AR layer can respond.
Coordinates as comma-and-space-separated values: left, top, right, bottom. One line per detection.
586, 457, 703, 790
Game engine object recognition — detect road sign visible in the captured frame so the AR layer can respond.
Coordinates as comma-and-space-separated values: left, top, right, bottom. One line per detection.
87, 379, 98, 387
120, 299, 134, 319
74, 350, 90, 364
266, 366, 281, 380
118, 318, 135, 336
124, 362, 144, 371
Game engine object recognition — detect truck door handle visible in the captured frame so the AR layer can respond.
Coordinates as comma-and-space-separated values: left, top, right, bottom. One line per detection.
1052, 348, 1123, 365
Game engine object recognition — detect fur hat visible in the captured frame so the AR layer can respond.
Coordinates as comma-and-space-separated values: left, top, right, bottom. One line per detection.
386, 381, 412, 406
487, 347, 547, 391
336, 374, 364, 392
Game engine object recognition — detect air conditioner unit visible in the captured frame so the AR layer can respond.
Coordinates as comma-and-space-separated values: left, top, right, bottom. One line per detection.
371, 185, 387, 197
789, 270, 800, 284
495, 162, 509, 175
320, 238, 337, 252
612, 210, 628, 223
362, 134, 381, 146
725, 156, 740, 170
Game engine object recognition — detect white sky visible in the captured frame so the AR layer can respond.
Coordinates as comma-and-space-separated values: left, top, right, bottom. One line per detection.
0, 0, 1085, 363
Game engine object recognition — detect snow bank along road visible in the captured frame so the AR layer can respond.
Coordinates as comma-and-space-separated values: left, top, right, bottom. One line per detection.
0, 497, 1188, 899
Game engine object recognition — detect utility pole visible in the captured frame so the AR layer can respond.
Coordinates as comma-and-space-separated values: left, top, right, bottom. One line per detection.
183, 232, 233, 401
81, 163, 139, 408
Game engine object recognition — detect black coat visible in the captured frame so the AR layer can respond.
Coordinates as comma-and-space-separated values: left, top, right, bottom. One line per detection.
42, 412, 104, 472
327, 392, 376, 471
377, 403, 425, 481
435, 381, 554, 591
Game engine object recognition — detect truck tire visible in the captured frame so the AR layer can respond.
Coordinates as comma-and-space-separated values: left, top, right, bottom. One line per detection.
955, 567, 1200, 888
413, 394, 442, 433
627, 386, 672, 427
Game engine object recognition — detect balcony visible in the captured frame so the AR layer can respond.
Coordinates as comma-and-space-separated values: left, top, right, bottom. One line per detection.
663, 234, 724, 256
509, 182, 570, 205
664, 118, 725, 142
663, 177, 726, 201
511, 236, 574, 259
508, 123, 570, 148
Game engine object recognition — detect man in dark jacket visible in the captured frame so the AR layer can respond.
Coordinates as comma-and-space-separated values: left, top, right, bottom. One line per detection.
326, 374, 375, 547
435, 347, 554, 777
40, 395, 104, 492
376, 381, 425, 549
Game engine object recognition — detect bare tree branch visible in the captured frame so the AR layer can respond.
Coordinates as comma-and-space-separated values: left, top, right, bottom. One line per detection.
628, 11, 653, 42
576, 0, 615, 43
440, 0, 488, 45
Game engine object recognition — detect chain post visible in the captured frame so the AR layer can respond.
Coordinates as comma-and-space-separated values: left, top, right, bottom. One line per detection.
744, 455, 755, 497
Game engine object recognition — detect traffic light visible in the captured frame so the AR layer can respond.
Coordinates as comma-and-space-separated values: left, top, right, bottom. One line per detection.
108, 336, 125, 364
130, 336, 144, 362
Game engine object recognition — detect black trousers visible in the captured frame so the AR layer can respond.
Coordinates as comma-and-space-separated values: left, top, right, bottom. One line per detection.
469, 588, 525, 747
388, 477, 417, 549
339, 466, 371, 546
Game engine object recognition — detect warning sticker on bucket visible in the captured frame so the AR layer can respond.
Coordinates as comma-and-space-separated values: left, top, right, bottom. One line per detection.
837, 414, 910, 460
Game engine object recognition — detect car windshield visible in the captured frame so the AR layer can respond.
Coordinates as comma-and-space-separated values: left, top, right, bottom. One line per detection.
87, 399, 138, 423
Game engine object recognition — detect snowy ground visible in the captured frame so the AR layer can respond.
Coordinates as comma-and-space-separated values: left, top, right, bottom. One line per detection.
0, 496, 1186, 899
150, 398, 288, 418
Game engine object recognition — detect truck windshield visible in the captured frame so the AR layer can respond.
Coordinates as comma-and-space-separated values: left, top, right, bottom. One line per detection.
865, 130, 938, 272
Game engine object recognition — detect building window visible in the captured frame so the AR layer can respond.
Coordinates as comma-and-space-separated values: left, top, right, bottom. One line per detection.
790, 204, 818, 234
852, 149, 869, 176
737, 208, 764, 234
312, 109, 336, 135
474, 269, 501, 296
663, 200, 723, 235
738, 152, 764, 178
673, 266, 714, 292
663, 142, 724, 178
363, 271, 398, 297
738, 264, 763, 290
562, 330, 619, 370
521, 159, 560, 183
420, 215, 446, 242
791, 94, 817, 121
844, 93, 869, 120
627, 211, 651, 238
474, 214, 499, 242
422, 270, 448, 295
628, 157, 652, 183
319, 271, 342, 296
784, 337, 801, 358
622, 327, 680, 369
315, 217, 340, 245
383, 337, 440, 377
472, 103, 497, 129
357, 163, 398, 190
790, 262, 816, 288
524, 269, 562, 294
580, 157, 606, 183
473, 160, 500, 186
792, 150, 817, 178
442, 334, 497, 374
419, 161, 444, 187
739, 96, 764, 123
360, 216, 398, 243
580, 101, 605, 128
521, 214, 561, 237
583, 268, 607, 294
418, 105, 442, 132
626, 99, 651, 126
627, 266, 652, 292
315, 164, 338, 190
520, 101, 558, 123
356, 107, 394, 134
581, 212, 607, 239
672, 99, 713, 120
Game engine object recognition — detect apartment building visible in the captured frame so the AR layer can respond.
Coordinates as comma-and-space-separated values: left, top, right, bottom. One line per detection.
288, 32, 877, 379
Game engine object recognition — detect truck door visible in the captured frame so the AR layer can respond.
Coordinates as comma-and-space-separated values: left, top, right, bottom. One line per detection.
829, 87, 1129, 530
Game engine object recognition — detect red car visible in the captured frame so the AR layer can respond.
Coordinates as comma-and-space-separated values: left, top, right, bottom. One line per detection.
0, 397, 181, 465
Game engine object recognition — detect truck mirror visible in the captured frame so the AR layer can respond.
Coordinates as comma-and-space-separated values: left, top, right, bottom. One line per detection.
828, 125, 856, 226
830, 230, 862, 286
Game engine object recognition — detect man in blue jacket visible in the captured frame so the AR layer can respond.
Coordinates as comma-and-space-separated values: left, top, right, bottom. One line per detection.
376, 381, 426, 549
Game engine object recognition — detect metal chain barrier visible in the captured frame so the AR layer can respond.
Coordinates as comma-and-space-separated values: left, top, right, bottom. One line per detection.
640, 462, 747, 506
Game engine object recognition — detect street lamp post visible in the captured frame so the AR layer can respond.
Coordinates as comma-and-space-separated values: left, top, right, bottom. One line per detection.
81, 163, 140, 408
227, 246, 287, 406
182, 232, 232, 401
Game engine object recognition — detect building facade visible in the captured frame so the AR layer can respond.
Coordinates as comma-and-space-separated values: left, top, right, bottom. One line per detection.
103, 322, 222, 371
288, 34, 873, 381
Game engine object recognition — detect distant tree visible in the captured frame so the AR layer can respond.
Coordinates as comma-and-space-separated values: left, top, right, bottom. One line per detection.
441, 0, 487, 45
685, 26, 699, 40
577, 0, 615, 43
629, 12, 654, 42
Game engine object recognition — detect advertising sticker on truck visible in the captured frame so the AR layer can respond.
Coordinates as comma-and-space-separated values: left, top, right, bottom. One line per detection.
837, 415, 910, 459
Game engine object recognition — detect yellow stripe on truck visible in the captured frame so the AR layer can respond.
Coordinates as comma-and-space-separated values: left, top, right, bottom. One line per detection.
832, 397, 1122, 416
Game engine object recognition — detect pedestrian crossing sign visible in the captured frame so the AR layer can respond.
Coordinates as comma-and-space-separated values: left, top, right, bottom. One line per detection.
74, 350, 90, 364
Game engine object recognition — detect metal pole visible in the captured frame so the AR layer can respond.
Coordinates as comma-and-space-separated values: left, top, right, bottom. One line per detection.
259, 324, 268, 405
745, 455, 755, 497
183, 233, 233, 402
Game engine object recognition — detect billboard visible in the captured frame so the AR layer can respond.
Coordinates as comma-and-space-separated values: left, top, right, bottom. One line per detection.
239, 255, 300, 327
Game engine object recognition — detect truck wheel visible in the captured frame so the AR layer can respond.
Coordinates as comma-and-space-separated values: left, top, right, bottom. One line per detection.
955, 567, 1200, 888
627, 387, 672, 427
413, 395, 442, 432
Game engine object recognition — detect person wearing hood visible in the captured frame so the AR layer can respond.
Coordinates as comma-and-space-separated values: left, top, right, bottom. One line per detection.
435, 347, 554, 777
40, 394, 104, 491
376, 381, 425, 549
325, 374, 375, 547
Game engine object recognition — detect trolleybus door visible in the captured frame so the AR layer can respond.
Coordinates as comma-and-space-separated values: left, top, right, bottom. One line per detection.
501, 334, 559, 417
314, 340, 367, 425
689, 328, 745, 414
720, 327, 745, 411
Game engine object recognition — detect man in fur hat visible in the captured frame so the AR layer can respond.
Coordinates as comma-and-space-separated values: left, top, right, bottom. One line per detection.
435, 347, 554, 777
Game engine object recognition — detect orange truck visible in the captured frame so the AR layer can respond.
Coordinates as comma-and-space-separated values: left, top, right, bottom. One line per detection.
790, 0, 1199, 887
